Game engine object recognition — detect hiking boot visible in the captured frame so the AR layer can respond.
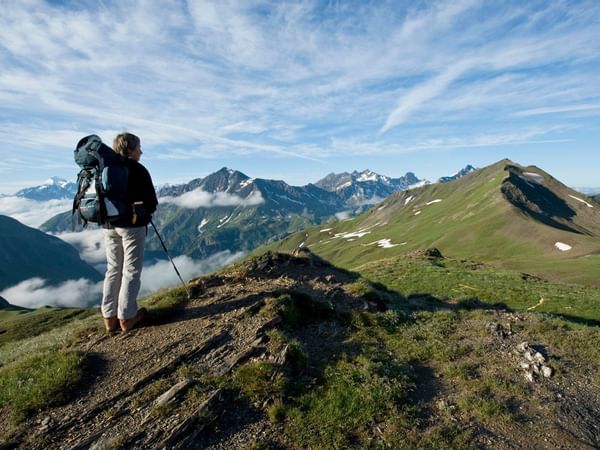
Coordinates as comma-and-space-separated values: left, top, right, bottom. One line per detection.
120, 307, 146, 332
103, 316, 119, 333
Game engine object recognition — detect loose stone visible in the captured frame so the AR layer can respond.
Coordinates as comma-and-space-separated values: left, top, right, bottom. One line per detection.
517, 342, 529, 352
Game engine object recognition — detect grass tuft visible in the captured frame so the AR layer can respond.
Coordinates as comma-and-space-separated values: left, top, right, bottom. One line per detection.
235, 361, 287, 403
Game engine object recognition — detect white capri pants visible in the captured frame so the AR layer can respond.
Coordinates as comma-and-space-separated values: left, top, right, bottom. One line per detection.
101, 226, 146, 320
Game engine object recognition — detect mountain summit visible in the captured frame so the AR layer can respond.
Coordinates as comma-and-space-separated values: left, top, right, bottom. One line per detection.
315, 169, 422, 207
15, 177, 77, 201
271, 159, 600, 287
438, 164, 477, 183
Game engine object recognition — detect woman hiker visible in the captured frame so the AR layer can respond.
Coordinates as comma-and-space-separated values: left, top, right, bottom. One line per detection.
102, 132, 158, 333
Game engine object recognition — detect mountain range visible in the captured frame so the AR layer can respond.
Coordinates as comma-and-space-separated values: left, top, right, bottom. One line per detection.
314, 169, 423, 207
41, 167, 440, 260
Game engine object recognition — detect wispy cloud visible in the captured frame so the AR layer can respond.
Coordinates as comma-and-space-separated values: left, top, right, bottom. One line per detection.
0, 0, 599, 190
515, 104, 600, 117
380, 62, 473, 134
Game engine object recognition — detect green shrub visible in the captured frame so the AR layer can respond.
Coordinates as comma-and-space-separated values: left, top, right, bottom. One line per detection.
235, 362, 287, 403
267, 399, 287, 423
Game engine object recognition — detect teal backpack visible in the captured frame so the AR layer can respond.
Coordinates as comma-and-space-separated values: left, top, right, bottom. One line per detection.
72, 135, 129, 225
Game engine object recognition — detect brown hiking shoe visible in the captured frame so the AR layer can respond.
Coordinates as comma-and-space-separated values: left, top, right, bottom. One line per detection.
103, 316, 119, 333
120, 307, 147, 332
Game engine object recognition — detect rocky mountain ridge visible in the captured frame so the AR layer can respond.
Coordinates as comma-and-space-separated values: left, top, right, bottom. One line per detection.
314, 169, 422, 207
437, 164, 477, 183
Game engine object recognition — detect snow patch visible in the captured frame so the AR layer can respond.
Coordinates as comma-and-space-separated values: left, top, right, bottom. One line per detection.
320, 228, 333, 232
239, 179, 254, 188
568, 194, 593, 208
373, 239, 398, 248
554, 242, 572, 251
298, 242, 305, 248
334, 229, 371, 239
357, 171, 378, 182
335, 211, 352, 220
404, 195, 414, 205
523, 172, 544, 184
276, 194, 304, 205
217, 215, 232, 228
426, 199, 442, 205
414, 211, 421, 216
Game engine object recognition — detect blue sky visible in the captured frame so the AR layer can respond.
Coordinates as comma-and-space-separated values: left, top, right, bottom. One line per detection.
1, 0, 599, 194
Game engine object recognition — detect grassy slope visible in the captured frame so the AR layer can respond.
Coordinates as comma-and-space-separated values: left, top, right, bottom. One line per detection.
266, 160, 600, 288
355, 256, 600, 324
2, 253, 600, 448
0, 307, 94, 345
0, 288, 190, 427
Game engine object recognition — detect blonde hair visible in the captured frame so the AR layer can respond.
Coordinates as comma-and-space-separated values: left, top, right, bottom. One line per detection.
113, 132, 140, 157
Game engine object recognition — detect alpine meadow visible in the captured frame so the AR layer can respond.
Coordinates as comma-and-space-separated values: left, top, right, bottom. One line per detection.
2, 1, 600, 449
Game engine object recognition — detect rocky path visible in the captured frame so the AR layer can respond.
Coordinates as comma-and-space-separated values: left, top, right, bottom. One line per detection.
19, 275, 288, 449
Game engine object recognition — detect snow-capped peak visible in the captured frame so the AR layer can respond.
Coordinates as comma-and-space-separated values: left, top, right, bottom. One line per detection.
357, 170, 378, 182
15, 177, 77, 200
45, 176, 69, 188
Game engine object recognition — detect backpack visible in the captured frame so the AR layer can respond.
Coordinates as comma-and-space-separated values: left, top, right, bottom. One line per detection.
72, 135, 129, 226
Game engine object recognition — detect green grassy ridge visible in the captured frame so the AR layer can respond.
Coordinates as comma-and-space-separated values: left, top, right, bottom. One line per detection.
0, 215, 103, 290
2, 249, 600, 446
0, 307, 95, 346
265, 160, 600, 288
354, 256, 600, 324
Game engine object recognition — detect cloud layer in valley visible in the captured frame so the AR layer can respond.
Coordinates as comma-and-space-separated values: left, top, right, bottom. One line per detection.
0, 251, 244, 309
160, 189, 264, 209
0, 196, 71, 227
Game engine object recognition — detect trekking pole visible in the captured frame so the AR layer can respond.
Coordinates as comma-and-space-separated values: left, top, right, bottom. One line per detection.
150, 219, 192, 299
